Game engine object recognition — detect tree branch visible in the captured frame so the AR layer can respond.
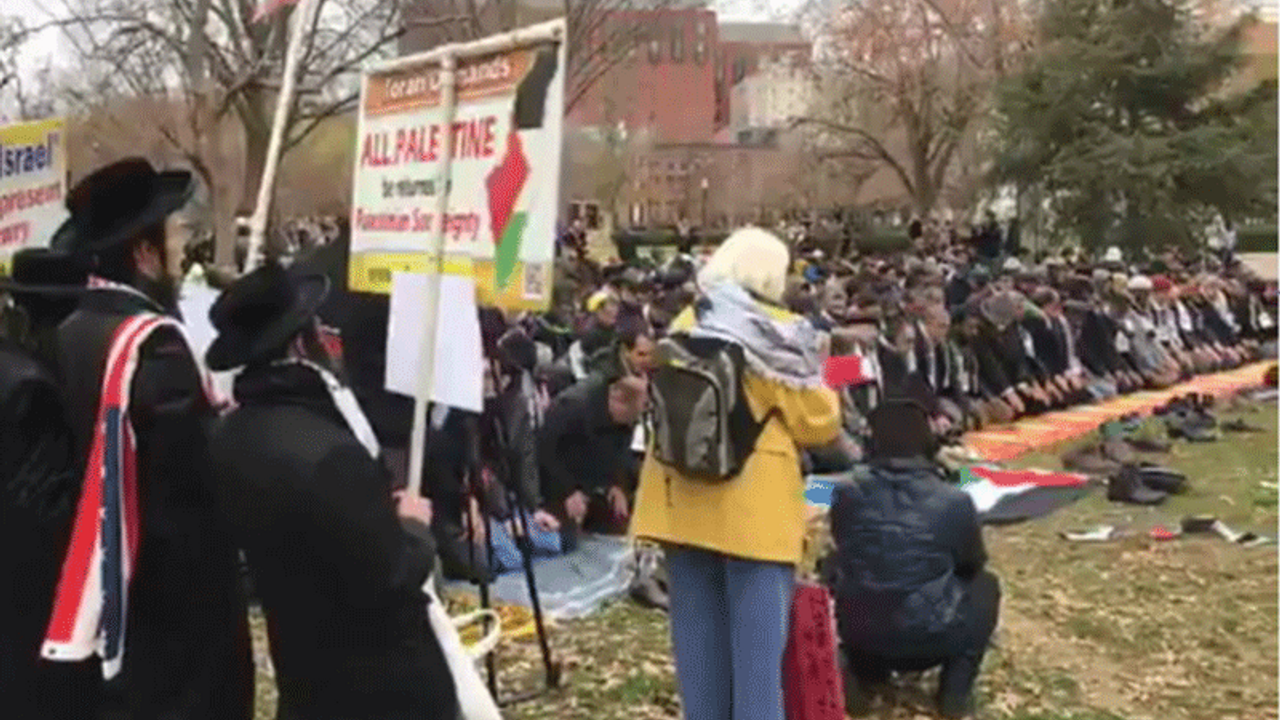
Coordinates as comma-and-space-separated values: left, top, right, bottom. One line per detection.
793, 116, 918, 198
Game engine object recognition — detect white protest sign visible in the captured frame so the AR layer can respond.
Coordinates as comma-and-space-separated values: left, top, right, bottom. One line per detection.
349, 24, 565, 311
0, 118, 68, 272
385, 271, 484, 412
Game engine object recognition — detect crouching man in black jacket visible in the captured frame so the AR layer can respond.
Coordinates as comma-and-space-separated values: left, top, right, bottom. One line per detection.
830, 400, 1000, 719
206, 263, 458, 720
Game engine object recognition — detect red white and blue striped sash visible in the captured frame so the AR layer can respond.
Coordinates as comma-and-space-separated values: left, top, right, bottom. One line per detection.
41, 313, 180, 679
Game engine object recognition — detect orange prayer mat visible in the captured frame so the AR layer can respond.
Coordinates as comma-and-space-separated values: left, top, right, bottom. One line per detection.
962, 362, 1274, 462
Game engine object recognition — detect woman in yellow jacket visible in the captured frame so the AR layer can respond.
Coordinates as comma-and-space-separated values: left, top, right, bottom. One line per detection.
630, 227, 841, 720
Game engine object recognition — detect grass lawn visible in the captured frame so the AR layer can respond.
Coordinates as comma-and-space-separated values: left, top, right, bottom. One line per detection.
252, 399, 1278, 720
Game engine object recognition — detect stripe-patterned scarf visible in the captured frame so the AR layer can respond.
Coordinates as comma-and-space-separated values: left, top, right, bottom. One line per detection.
41, 313, 193, 679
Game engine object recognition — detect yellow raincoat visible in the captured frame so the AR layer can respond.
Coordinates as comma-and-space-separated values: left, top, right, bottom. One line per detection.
629, 306, 841, 565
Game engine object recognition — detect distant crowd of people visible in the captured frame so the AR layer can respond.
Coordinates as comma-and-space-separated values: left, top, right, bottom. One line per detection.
2, 154, 1274, 720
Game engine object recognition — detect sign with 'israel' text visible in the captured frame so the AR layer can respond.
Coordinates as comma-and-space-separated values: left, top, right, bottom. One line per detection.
0, 118, 67, 272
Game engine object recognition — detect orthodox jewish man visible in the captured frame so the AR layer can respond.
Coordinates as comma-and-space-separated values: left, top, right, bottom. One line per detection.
206, 263, 459, 720
45, 158, 252, 720
0, 248, 88, 719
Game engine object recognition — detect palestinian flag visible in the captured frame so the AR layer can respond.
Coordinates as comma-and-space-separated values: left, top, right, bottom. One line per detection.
956, 465, 1093, 524
824, 354, 873, 389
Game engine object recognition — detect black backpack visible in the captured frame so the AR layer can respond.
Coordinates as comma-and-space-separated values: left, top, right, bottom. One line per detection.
649, 335, 766, 481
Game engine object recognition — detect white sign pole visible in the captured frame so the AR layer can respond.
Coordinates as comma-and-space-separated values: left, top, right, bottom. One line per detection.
244, 0, 322, 271
406, 52, 457, 497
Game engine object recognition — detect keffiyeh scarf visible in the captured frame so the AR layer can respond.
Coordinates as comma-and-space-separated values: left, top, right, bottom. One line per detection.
688, 281, 824, 388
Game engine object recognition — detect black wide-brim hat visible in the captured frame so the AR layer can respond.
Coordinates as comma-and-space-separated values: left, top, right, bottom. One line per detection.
0, 247, 90, 296
52, 157, 194, 257
206, 262, 331, 371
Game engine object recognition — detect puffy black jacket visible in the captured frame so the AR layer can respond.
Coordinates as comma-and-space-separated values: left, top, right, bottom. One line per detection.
830, 460, 986, 659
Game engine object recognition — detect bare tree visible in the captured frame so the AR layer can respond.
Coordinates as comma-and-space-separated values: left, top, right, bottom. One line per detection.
561, 0, 672, 114
0, 18, 61, 120
401, 0, 684, 115
35, 0, 436, 265
796, 0, 1025, 215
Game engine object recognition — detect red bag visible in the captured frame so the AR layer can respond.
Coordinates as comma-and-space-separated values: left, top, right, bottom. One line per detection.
782, 583, 845, 720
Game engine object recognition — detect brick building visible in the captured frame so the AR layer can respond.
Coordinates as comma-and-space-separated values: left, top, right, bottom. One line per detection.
714, 22, 810, 129
399, 1, 809, 142
565, 6, 722, 143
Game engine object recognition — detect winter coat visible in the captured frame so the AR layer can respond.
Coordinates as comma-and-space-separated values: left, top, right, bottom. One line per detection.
537, 372, 636, 504
55, 288, 252, 720
0, 340, 79, 718
830, 460, 987, 659
630, 304, 841, 565
209, 363, 458, 720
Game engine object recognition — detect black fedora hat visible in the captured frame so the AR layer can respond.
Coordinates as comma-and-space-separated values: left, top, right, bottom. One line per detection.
206, 262, 330, 371
52, 158, 193, 257
0, 247, 90, 296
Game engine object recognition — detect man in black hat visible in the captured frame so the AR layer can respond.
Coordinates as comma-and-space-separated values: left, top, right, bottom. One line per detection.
0, 248, 90, 719
205, 262, 459, 720
50, 158, 252, 720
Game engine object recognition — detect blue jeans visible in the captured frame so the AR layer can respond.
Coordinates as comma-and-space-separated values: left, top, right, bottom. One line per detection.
664, 545, 795, 720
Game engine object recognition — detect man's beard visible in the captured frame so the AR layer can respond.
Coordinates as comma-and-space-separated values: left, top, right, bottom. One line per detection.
137, 272, 179, 314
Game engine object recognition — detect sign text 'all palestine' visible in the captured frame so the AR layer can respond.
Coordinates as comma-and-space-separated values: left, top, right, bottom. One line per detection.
348, 39, 566, 311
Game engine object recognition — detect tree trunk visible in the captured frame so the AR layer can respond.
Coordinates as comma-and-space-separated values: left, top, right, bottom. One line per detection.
217, 86, 272, 269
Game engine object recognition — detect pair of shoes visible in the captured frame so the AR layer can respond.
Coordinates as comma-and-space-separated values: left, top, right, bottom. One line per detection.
1062, 447, 1121, 476
1135, 463, 1187, 494
1107, 464, 1167, 505
1221, 418, 1263, 433
1100, 437, 1136, 464
1165, 406, 1218, 442
1153, 395, 1192, 417
1126, 435, 1172, 453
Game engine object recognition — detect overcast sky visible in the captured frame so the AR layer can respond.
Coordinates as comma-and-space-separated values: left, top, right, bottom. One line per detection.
7, 0, 1273, 85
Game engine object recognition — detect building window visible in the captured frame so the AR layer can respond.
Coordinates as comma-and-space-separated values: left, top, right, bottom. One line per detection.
671, 26, 684, 62
694, 40, 706, 64
732, 57, 748, 84
649, 30, 663, 63
696, 20, 707, 37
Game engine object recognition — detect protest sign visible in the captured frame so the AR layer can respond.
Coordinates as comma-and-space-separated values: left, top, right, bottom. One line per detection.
0, 118, 68, 272
349, 30, 565, 310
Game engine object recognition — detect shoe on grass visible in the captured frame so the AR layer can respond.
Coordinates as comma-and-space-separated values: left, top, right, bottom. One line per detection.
1137, 465, 1188, 494
1126, 436, 1172, 453
1221, 418, 1262, 433
1107, 465, 1168, 505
